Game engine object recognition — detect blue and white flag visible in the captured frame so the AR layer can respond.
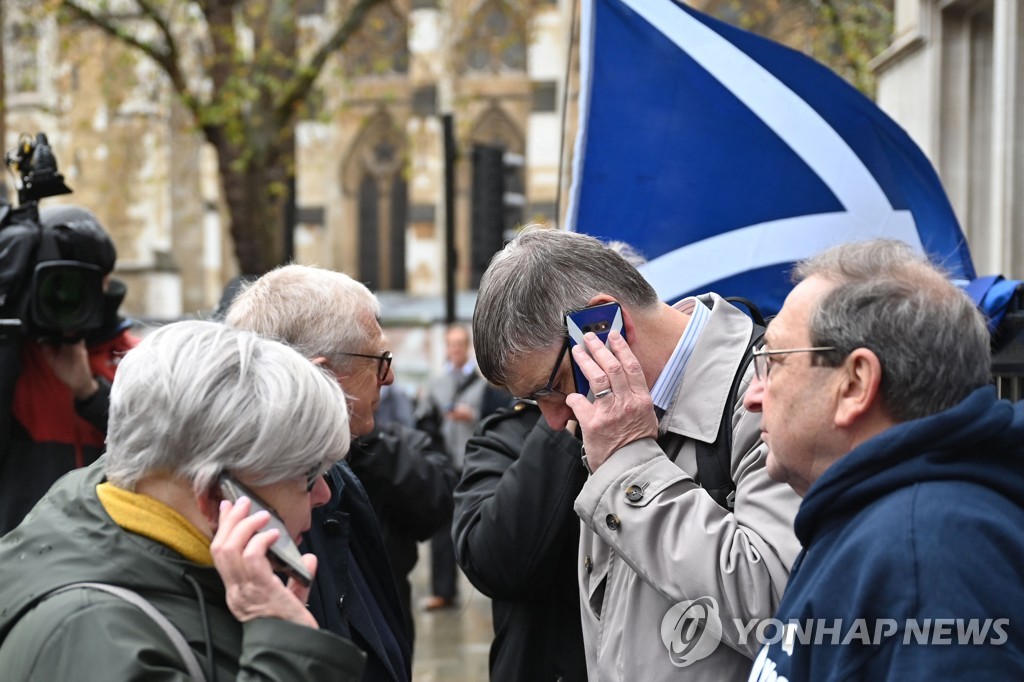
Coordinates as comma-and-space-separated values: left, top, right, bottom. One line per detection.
566, 0, 976, 314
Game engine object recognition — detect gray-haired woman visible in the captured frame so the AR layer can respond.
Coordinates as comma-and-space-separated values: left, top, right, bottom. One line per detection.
0, 320, 366, 680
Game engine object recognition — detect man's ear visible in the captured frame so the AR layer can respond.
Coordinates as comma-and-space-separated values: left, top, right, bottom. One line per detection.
311, 356, 330, 369
834, 348, 883, 428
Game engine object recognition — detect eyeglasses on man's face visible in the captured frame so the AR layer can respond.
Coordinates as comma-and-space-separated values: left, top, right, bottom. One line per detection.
336, 350, 393, 381
514, 338, 569, 405
751, 346, 838, 381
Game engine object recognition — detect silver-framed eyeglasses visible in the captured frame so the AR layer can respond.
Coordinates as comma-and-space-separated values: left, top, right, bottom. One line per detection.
752, 346, 837, 380
336, 350, 393, 381
513, 338, 569, 405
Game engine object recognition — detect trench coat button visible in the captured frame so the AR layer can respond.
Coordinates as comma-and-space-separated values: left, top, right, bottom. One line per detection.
323, 518, 343, 536
606, 514, 621, 531
584, 555, 593, 574
338, 596, 345, 611
625, 485, 644, 502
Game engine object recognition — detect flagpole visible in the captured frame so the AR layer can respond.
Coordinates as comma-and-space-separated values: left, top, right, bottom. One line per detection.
554, 0, 580, 230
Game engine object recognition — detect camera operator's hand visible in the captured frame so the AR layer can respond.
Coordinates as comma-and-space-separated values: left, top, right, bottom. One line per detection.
40, 341, 99, 401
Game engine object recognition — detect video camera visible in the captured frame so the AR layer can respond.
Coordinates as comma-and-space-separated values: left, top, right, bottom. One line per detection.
0, 133, 108, 344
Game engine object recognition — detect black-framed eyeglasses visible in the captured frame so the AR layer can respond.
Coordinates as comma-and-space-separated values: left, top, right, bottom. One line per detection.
513, 338, 569, 405
304, 464, 327, 492
752, 346, 838, 381
337, 350, 393, 381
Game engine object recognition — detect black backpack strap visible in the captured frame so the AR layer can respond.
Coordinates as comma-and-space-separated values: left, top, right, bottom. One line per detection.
694, 320, 766, 510
724, 296, 767, 327
44, 582, 208, 681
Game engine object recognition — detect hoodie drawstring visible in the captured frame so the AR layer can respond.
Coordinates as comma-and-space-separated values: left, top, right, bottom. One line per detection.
183, 572, 217, 682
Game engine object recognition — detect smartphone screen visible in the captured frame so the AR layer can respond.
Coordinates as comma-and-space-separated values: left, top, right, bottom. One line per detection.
218, 475, 313, 586
566, 302, 626, 400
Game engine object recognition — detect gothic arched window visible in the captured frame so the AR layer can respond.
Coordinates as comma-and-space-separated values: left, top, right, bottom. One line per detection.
345, 116, 408, 291
462, 0, 527, 73
345, 2, 409, 77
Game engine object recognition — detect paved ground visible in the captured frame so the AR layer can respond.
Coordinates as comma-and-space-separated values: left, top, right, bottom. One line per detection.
409, 542, 493, 681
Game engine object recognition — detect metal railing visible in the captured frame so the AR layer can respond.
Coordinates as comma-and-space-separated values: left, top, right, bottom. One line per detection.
992, 284, 1024, 402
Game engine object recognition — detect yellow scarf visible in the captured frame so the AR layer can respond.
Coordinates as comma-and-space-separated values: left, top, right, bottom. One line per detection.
96, 483, 214, 566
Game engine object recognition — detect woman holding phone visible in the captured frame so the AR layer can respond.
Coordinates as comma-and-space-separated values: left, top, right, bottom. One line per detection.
0, 321, 365, 681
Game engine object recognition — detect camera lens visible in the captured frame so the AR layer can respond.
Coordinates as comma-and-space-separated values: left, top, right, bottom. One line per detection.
30, 261, 105, 335
38, 270, 89, 325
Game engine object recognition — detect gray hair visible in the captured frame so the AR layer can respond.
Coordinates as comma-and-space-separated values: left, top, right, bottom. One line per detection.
473, 226, 658, 386
105, 320, 350, 492
794, 239, 991, 422
224, 264, 382, 371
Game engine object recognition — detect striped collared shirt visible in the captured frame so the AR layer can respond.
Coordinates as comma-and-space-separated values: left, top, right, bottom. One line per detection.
649, 297, 710, 414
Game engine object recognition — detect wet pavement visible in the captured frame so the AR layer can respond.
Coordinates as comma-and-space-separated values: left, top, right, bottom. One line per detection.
409, 542, 492, 681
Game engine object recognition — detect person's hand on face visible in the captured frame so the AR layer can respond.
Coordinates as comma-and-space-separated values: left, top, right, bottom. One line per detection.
40, 340, 99, 400
210, 497, 319, 628
565, 330, 658, 472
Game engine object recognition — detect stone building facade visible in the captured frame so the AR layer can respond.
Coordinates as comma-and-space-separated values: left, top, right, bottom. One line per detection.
873, 0, 1024, 278
11, 0, 1013, 336
3, 0, 572, 323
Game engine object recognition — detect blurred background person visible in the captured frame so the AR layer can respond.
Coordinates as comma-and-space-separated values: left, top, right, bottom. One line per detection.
0, 206, 138, 535
417, 324, 485, 610
375, 383, 417, 429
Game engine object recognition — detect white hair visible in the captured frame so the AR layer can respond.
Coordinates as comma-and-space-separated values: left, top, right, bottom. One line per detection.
224, 264, 382, 371
105, 320, 350, 492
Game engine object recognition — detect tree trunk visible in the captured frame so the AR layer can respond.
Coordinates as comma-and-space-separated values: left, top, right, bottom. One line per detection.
213, 130, 295, 275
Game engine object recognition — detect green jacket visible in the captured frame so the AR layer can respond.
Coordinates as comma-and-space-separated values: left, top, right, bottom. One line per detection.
0, 458, 366, 680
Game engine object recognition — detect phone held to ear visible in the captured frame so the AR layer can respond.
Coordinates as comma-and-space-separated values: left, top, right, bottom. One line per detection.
566, 302, 626, 401
218, 474, 313, 587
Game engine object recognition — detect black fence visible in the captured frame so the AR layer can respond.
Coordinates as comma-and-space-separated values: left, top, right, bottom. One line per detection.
992, 285, 1024, 402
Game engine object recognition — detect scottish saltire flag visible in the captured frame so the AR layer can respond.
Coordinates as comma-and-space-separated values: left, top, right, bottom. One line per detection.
565, 0, 976, 314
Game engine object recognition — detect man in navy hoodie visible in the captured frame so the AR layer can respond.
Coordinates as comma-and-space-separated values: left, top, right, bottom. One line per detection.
743, 239, 1024, 680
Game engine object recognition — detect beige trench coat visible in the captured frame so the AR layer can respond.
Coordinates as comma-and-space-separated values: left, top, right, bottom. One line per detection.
575, 293, 803, 681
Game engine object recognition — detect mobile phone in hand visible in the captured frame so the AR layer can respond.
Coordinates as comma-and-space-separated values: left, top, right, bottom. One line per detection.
566, 302, 626, 401
218, 474, 313, 587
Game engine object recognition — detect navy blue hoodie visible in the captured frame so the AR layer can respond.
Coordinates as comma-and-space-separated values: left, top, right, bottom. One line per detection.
749, 386, 1024, 681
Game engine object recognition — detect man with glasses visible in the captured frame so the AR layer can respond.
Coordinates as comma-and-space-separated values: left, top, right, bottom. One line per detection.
471, 226, 802, 681
742, 240, 1024, 680
226, 265, 431, 682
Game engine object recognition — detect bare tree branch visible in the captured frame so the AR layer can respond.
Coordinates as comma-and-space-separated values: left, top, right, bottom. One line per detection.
63, 0, 166, 66
135, 0, 175, 54
194, 0, 239, 102
275, 0, 385, 123
62, 0, 204, 121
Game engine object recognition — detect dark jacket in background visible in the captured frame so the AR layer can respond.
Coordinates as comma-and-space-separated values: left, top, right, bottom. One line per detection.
0, 458, 365, 680
305, 460, 413, 682
453, 403, 589, 682
348, 421, 458, 639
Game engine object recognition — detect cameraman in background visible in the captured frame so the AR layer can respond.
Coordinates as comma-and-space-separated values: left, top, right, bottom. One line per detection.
0, 206, 138, 534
